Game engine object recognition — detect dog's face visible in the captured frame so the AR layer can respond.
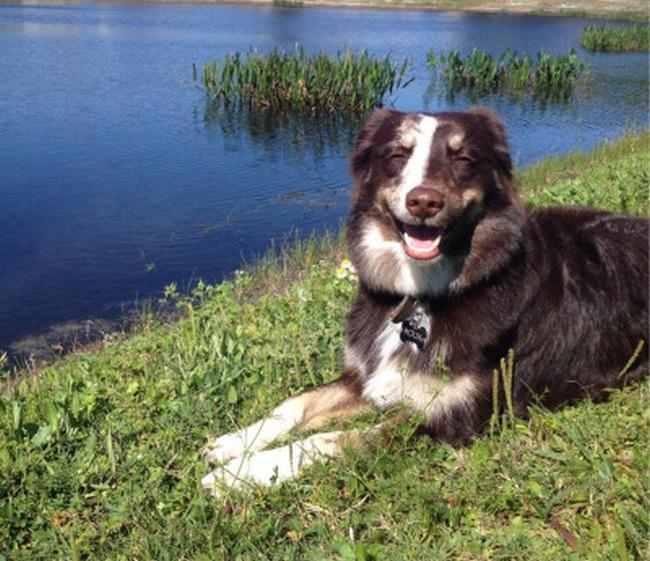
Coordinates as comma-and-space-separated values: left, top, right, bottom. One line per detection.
347, 108, 522, 297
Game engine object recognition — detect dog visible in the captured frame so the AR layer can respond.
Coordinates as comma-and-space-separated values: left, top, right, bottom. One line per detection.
201, 108, 648, 496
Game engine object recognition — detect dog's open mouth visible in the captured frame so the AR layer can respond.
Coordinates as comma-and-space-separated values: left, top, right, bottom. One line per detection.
399, 222, 443, 261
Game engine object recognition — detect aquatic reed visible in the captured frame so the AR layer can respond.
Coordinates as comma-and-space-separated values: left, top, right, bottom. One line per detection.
580, 24, 649, 52
197, 48, 411, 115
427, 48, 588, 102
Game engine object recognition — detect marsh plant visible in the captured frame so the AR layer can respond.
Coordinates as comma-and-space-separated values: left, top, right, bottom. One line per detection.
427, 48, 588, 102
580, 24, 649, 52
196, 48, 412, 115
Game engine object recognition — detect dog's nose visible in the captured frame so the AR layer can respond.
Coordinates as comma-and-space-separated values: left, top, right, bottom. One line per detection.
405, 187, 444, 218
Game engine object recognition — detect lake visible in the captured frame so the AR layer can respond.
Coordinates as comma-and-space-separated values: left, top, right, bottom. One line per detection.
0, 3, 647, 359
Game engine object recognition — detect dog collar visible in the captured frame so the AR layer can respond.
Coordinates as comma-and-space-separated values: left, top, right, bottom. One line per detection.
391, 296, 428, 349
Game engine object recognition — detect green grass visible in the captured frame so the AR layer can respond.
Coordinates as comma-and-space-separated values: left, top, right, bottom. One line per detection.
1, 132, 649, 559
580, 24, 650, 52
197, 48, 412, 115
518, 130, 649, 207
427, 48, 588, 102
531, 9, 647, 22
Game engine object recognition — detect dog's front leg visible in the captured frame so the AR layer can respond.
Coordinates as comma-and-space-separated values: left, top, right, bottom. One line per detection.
202, 372, 371, 465
201, 428, 365, 497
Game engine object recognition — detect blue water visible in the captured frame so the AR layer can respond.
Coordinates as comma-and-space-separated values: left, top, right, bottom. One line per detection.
0, 3, 647, 355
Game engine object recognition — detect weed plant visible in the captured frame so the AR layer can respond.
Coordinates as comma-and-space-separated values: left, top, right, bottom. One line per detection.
427, 48, 588, 102
580, 24, 649, 52
197, 48, 412, 115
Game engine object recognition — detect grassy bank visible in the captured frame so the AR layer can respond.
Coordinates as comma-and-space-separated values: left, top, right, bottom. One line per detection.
1, 131, 649, 560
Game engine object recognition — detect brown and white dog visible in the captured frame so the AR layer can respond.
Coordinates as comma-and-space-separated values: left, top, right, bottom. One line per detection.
201, 108, 649, 497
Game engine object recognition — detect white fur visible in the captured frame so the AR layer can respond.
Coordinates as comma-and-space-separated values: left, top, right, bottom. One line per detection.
201, 430, 348, 497
376, 320, 404, 362
361, 317, 475, 419
393, 115, 439, 223
401, 254, 462, 296
424, 374, 478, 417
361, 321, 404, 407
364, 360, 477, 419
202, 397, 305, 464
360, 222, 403, 259
361, 319, 421, 409
359, 222, 461, 296
362, 362, 407, 408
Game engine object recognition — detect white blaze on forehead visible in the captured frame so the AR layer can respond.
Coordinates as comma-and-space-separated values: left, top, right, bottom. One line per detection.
397, 115, 439, 200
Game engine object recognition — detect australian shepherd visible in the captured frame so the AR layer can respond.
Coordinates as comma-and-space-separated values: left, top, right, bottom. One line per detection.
201, 108, 648, 497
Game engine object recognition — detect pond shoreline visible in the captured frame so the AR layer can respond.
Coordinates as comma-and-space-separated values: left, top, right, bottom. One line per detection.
88, 0, 647, 20
5, 1, 645, 20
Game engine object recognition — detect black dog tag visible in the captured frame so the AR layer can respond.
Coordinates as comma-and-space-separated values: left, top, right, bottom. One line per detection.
392, 297, 429, 349
400, 313, 428, 349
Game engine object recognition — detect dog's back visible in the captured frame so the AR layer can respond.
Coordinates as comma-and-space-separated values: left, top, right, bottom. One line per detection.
514, 207, 648, 410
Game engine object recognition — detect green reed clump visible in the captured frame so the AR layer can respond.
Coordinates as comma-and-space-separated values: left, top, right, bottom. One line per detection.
580, 24, 649, 52
530, 49, 586, 100
198, 48, 411, 115
427, 48, 588, 102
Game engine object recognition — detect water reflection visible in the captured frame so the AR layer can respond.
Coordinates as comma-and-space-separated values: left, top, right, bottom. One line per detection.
204, 102, 360, 162
423, 75, 590, 112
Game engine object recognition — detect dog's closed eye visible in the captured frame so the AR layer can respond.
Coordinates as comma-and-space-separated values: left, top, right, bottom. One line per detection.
453, 153, 478, 163
384, 150, 410, 176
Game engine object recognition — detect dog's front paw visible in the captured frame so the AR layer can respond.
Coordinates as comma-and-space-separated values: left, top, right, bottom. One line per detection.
200, 463, 239, 498
200, 449, 287, 499
201, 432, 247, 465
201, 431, 345, 499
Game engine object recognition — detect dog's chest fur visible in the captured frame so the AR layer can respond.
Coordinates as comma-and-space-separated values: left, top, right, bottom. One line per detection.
347, 283, 518, 369
345, 292, 485, 409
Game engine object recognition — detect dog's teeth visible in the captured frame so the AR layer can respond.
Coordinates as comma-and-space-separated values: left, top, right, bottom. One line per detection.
404, 232, 441, 251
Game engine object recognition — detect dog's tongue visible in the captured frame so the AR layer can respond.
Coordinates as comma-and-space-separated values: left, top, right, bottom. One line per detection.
402, 224, 442, 260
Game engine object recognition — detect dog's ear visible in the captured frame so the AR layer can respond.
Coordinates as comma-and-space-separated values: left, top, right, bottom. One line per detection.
470, 107, 512, 180
351, 109, 403, 180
